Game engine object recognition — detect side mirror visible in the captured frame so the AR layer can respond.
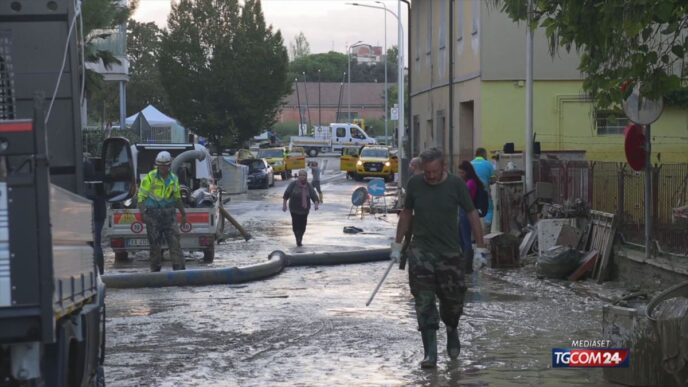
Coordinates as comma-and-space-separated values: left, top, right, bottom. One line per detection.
101, 137, 136, 203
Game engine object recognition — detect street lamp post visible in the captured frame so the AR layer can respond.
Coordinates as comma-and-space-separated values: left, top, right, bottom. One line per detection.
318, 69, 322, 129
347, 40, 363, 123
349, 2, 404, 184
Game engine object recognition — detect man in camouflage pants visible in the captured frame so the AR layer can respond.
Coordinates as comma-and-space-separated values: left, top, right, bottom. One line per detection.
391, 147, 488, 368
138, 151, 187, 272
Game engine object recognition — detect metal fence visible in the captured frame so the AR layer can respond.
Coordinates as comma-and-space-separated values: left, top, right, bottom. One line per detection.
535, 160, 688, 256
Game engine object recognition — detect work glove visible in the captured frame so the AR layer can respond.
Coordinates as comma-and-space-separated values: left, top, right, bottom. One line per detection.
390, 242, 403, 263
474, 247, 490, 270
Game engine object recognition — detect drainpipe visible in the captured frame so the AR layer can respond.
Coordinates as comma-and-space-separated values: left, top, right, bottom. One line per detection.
448, 0, 454, 172
401, 0, 412, 157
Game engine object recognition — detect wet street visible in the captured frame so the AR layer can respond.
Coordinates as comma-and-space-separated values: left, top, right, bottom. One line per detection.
103, 157, 615, 386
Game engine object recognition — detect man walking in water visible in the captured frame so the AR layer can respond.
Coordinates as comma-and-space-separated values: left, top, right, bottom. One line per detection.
391, 147, 488, 368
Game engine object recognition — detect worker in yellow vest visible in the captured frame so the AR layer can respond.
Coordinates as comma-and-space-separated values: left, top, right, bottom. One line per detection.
138, 151, 187, 272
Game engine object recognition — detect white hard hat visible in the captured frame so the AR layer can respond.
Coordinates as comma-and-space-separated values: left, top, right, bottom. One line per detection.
155, 151, 172, 166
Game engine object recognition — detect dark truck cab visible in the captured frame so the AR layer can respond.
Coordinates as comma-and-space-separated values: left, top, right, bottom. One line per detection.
0, 1, 136, 385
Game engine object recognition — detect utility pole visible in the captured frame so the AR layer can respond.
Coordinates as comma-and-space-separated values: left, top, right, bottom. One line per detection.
525, 0, 534, 193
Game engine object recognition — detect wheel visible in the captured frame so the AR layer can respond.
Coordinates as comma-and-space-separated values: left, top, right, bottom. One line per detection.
262, 177, 270, 189
203, 243, 215, 263
308, 148, 319, 157
385, 173, 394, 183
269, 173, 275, 187
114, 251, 129, 262
281, 171, 288, 180
354, 173, 364, 182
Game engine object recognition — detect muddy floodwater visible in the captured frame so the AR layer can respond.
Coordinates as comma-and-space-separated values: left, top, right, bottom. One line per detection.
103, 158, 615, 386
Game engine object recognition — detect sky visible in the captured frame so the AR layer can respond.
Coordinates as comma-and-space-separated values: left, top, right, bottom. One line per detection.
132, 0, 409, 62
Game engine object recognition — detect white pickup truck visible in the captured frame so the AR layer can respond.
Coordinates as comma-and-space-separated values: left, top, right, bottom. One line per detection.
290, 123, 377, 157
107, 143, 223, 263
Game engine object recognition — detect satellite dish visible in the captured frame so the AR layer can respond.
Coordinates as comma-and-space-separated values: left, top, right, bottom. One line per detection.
622, 84, 663, 125
624, 123, 646, 171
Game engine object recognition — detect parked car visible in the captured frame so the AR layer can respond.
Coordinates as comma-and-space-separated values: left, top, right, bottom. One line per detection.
240, 158, 275, 189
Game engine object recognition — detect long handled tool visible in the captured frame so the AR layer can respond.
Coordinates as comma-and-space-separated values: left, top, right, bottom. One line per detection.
365, 259, 396, 306
219, 206, 252, 241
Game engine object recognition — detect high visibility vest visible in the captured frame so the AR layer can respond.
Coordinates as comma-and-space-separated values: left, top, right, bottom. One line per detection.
138, 169, 181, 208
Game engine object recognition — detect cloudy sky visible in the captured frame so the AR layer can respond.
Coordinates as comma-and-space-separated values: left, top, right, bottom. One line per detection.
133, 0, 409, 61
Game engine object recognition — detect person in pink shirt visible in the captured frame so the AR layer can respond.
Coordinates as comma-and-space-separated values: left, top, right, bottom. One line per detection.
458, 161, 485, 273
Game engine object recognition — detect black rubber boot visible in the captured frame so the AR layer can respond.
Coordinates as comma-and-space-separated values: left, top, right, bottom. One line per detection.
420, 330, 438, 368
447, 326, 461, 360
464, 248, 474, 274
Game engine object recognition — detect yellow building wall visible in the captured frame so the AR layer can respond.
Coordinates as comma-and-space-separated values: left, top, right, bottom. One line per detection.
480, 81, 688, 162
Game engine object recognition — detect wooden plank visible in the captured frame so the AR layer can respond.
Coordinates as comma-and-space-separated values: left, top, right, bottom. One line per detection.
519, 229, 537, 259
568, 250, 599, 281
596, 218, 617, 283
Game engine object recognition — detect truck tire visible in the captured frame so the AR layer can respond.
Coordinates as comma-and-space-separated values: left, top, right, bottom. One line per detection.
281, 171, 288, 180
385, 173, 394, 183
203, 243, 215, 263
307, 148, 319, 157
354, 173, 364, 182
114, 251, 129, 262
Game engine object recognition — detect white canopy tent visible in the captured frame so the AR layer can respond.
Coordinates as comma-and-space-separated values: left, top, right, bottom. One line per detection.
126, 105, 187, 143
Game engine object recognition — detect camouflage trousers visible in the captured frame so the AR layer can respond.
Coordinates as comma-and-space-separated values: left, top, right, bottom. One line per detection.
143, 207, 184, 272
407, 244, 467, 331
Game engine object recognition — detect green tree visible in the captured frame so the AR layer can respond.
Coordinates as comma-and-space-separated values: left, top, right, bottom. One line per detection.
495, 0, 688, 107
290, 31, 311, 60
159, 0, 290, 147
288, 46, 399, 84
127, 20, 169, 114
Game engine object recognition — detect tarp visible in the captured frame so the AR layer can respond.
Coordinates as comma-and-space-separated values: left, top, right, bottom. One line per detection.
126, 105, 180, 127
217, 156, 248, 194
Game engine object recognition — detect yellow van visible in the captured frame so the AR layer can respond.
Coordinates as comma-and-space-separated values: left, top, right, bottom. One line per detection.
257, 146, 306, 180
354, 145, 398, 182
286, 146, 306, 172
340, 146, 361, 179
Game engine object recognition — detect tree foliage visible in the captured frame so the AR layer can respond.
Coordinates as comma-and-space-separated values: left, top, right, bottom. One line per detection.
159, 0, 290, 147
288, 46, 399, 84
127, 20, 169, 114
496, 0, 688, 107
290, 31, 311, 60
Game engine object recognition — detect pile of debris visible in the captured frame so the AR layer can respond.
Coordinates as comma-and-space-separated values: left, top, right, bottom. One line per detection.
527, 202, 616, 282
485, 196, 617, 282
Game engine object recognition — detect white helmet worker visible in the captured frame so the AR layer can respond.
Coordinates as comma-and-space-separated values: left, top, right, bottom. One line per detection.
155, 151, 172, 166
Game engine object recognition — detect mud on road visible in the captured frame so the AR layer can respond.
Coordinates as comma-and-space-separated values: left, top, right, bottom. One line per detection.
104, 162, 613, 386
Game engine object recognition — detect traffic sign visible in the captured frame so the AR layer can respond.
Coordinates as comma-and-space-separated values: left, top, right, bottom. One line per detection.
367, 178, 386, 197
390, 107, 399, 121
351, 187, 368, 206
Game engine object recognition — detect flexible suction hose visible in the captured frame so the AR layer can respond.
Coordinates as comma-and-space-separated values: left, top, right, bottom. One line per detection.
102, 248, 391, 289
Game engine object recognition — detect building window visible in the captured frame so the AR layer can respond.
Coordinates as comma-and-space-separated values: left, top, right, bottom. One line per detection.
439, 0, 447, 49
426, 0, 432, 55
595, 111, 628, 135
415, 2, 420, 61
456, 0, 464, 41
471, 0, 479, 35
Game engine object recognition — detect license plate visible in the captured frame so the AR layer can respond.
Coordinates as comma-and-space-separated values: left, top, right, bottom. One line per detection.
127, 239, 149, 247
370, 167, 378, 171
